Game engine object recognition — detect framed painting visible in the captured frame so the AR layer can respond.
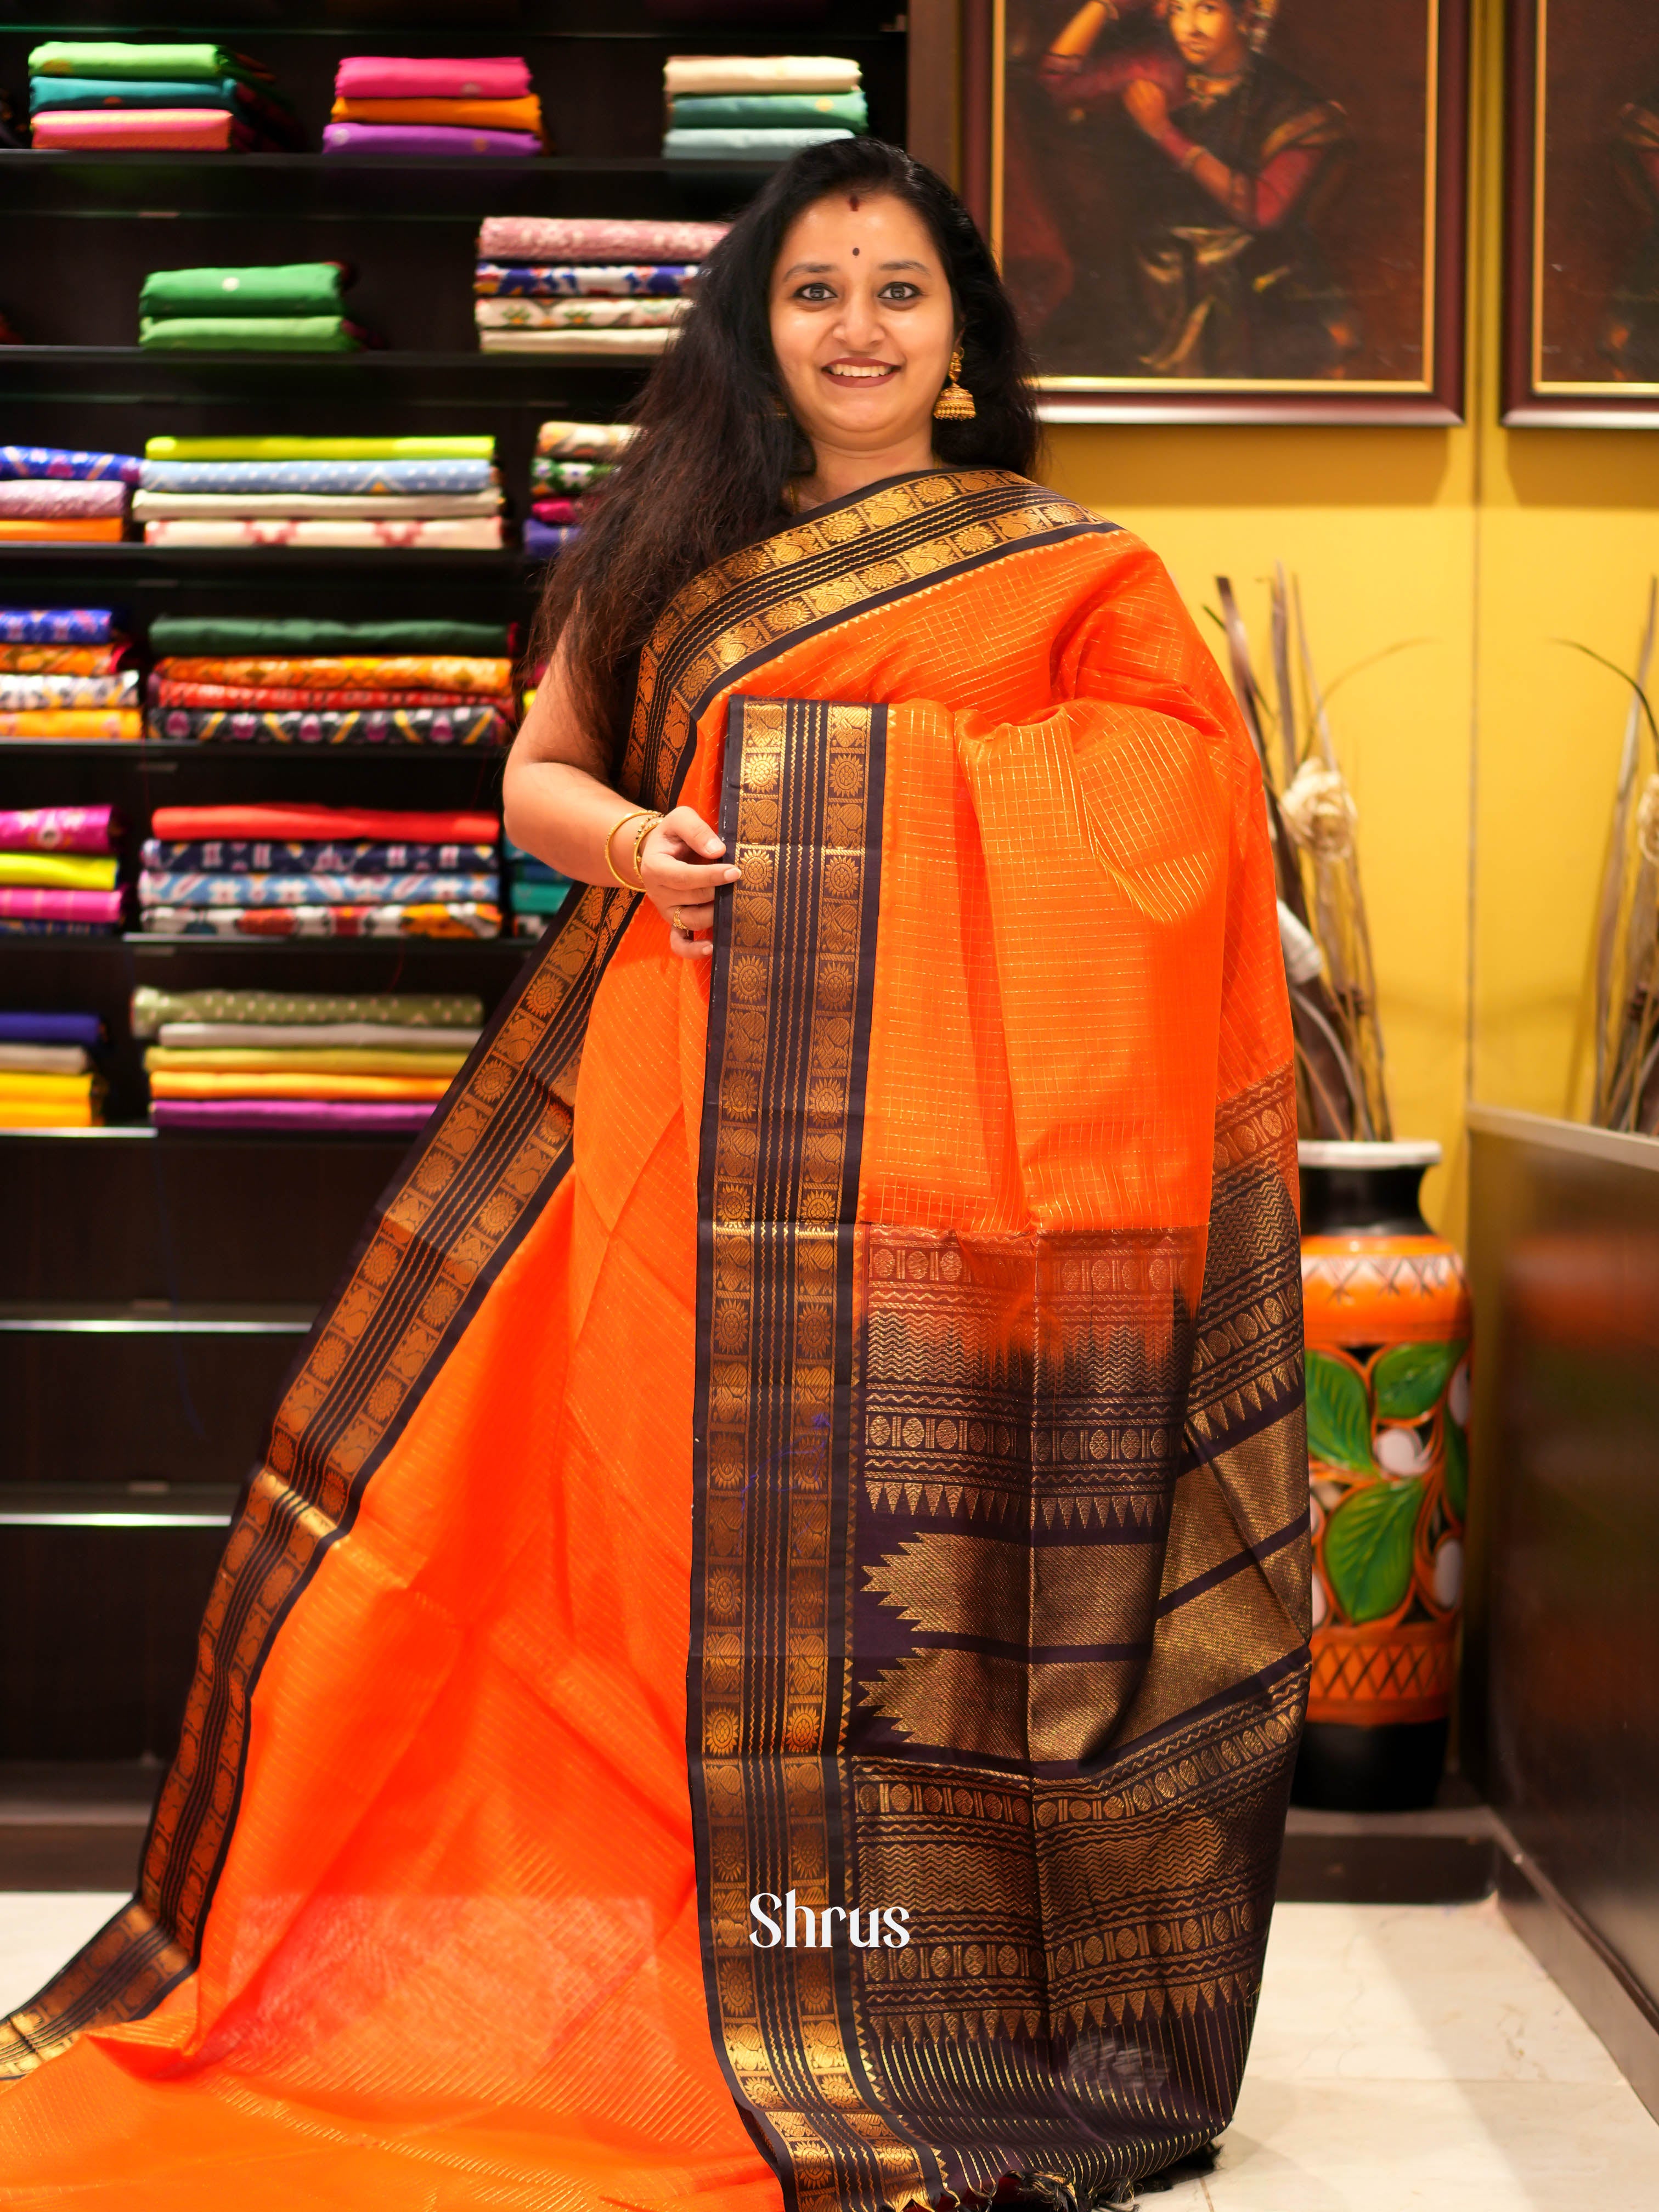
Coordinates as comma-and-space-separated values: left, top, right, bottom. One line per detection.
1505, 0, 1659, 425
967, 0, 1470, 422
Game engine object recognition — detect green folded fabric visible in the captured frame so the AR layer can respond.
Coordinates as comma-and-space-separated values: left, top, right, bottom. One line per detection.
140, 264, 348, 320
29, 43, 269, 85
509, 879, 572, 915
150, 617, 507, 656
139, 316, 363, 353
668, 92, 867, 131
32, 76, 251, 112
147, 436, 496, 461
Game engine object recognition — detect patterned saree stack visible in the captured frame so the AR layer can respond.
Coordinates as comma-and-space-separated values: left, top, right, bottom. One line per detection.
663, 54, 864, 162
137, 435, 504, 551
133, 984, 484, 1136
503, 841, 573, 935
137, 263, 369, 356
0, 606, 137, 738
0, 805, 124, 940
137, 803, 503, 941
26, 41, 298, 152
0, 1011, 106, 1128
474, 215, 724, 356
143, 616, 512, 746
523, 419, 631, 559
325, 56, 543, 159
0, 449, 137, 546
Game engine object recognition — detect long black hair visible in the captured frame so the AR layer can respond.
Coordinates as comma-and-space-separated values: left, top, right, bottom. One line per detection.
530, 137, 1041, 758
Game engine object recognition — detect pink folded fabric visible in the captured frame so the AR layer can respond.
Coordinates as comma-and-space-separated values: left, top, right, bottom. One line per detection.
142, 517, 503, 549
0, 805, 119, 855
0, 479, 127, 521
334, 56, 531, 101
31, 109, 236, 152
477, 216, 730, 263
0, 887, 124, 923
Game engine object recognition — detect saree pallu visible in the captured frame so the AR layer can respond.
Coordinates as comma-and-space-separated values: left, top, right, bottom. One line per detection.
145, 706, 509, 747
0, 471, 1306, 2211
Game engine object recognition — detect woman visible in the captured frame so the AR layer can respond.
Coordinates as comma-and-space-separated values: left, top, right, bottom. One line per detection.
0, 141, 1308, 2211
1037, 0, 1356, 377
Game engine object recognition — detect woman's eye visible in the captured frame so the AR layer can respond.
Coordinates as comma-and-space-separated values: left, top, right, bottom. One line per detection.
795, 282, 836, 302
880, 283, 923, 304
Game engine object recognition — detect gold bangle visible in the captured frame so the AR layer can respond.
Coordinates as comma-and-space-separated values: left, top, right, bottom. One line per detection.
631, 811, 661, 887
604, 808, 652, 889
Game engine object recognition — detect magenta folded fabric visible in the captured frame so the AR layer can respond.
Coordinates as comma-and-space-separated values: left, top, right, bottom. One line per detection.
334, 56, 532, 100
31, 109, 238, 152
0, 805, 119, 855
151, 1099, 436, 1133
322, 121, 541, 158
0, 887, 123, 923
0, 479, 127, 521
477, 216, 730, 262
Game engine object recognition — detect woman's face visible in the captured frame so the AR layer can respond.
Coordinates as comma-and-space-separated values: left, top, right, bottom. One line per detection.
769, 190, 957, 460
1166, 0, 1249, 72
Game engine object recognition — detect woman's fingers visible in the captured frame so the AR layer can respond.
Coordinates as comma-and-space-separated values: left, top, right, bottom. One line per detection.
661, 803, 725, 860
668, 899, 715, 932
646, 854, 738, 895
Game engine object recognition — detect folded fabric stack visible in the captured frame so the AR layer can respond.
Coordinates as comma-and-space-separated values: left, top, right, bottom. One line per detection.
0, 1011, 107, 1128
132, 984, 484, 1135
0, 606, 138, 738
524, 419, 633, 560
504, 842, 575, 936
143, 614, 511, 746
138, 434, 503, 550
663, 55, 864, 162
325, 55, 544, 160
0, 446, 137, 546
26, 42, 299, 153
138, 263, 370, 355
475, 216, 725, 356
138, 802, 503, 941
0, 804, 126, 939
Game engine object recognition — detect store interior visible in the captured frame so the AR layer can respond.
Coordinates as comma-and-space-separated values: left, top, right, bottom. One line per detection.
2, 1, 1657, 2203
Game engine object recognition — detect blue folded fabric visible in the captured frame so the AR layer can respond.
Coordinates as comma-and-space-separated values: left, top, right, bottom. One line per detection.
140, 458, 499, 495
662, 127, 853, 161
31, 76, 246, 112
0, 608, 119, 644
1, 447, 141, 485
0, 1011, 104, 1047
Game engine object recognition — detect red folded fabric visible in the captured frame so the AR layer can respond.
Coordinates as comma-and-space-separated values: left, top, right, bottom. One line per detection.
149, 804, 499, 843
334, 56, 531, 101
153, 680, 506, 713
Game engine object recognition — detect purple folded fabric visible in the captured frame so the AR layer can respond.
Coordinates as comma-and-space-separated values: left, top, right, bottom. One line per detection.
0, 1012, 103, 1047
0, 608, 117, 644
0, 805, 119, 855
0, 447, 142, 485
334, 55, 531, 100
0, 479, 128, 521
0, 887, 123, 923
323, 121, 541, 158
524, 520, 580, 558
151, 1098, 436, 1133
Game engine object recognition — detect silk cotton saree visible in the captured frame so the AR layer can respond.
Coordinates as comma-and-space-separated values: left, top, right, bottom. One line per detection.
0, 470, 1309, 2211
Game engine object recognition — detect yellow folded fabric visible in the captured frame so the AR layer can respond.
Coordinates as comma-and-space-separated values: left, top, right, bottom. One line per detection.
144, 1046, 467, 1077
0, 520, 125, 543
0, 1071, 96, 1102
329, 94, 543, 133
0, 1100, 97, 1128
148, 1070, 454, 1101
0, 853, 120, 891
0, 709, 142, 740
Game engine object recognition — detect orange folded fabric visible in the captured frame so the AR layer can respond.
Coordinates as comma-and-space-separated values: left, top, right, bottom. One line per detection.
0, 709, 141, 740
329, 94, 544, 134
0, 519, 125, 543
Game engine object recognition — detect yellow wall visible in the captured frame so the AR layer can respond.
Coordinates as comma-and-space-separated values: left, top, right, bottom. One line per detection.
1037, 0, 1659, 1243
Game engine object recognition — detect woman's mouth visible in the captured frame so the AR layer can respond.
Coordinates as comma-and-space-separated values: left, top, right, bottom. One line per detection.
822, 359, 899, 385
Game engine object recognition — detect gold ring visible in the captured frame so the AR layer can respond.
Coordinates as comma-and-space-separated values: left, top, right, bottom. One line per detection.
670, 906, 685, 933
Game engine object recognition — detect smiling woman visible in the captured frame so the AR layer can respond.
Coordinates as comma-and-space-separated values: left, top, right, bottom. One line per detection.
0, 139, 1310, 2212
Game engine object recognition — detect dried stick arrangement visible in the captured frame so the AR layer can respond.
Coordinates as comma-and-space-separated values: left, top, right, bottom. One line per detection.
1581, 580, 1659, 1134
1216, 569, 1393, 1141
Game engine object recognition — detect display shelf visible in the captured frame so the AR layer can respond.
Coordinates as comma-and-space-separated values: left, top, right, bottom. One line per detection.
0, 1486, 239, 1527
0, 1304, 313, 1331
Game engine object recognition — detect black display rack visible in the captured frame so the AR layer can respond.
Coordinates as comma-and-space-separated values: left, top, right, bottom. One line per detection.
1, 1, 919, 1762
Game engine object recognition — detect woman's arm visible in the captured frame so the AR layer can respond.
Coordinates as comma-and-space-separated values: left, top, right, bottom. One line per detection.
1122, 79, 1324, 229
501, 629, 738, 961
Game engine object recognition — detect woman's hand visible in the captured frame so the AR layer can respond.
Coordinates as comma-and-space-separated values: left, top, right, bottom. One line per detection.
631, 805, 741, 961
1122, 77, 1170, 136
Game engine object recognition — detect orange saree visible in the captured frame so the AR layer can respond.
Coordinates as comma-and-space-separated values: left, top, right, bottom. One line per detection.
0, 471, 1308, 2210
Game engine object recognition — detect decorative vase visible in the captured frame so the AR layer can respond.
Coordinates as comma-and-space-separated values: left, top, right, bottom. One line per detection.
1294, 1139, 1472, 1812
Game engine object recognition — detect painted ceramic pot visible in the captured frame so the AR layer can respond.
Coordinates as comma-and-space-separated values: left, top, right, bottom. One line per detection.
1294, 1139, 1472, 1812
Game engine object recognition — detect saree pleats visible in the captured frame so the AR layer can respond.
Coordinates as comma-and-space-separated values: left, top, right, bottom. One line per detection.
0, 471, 1305, 2209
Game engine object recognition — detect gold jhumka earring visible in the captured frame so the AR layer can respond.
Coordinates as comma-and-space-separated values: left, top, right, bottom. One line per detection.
933, 345, 975, 420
